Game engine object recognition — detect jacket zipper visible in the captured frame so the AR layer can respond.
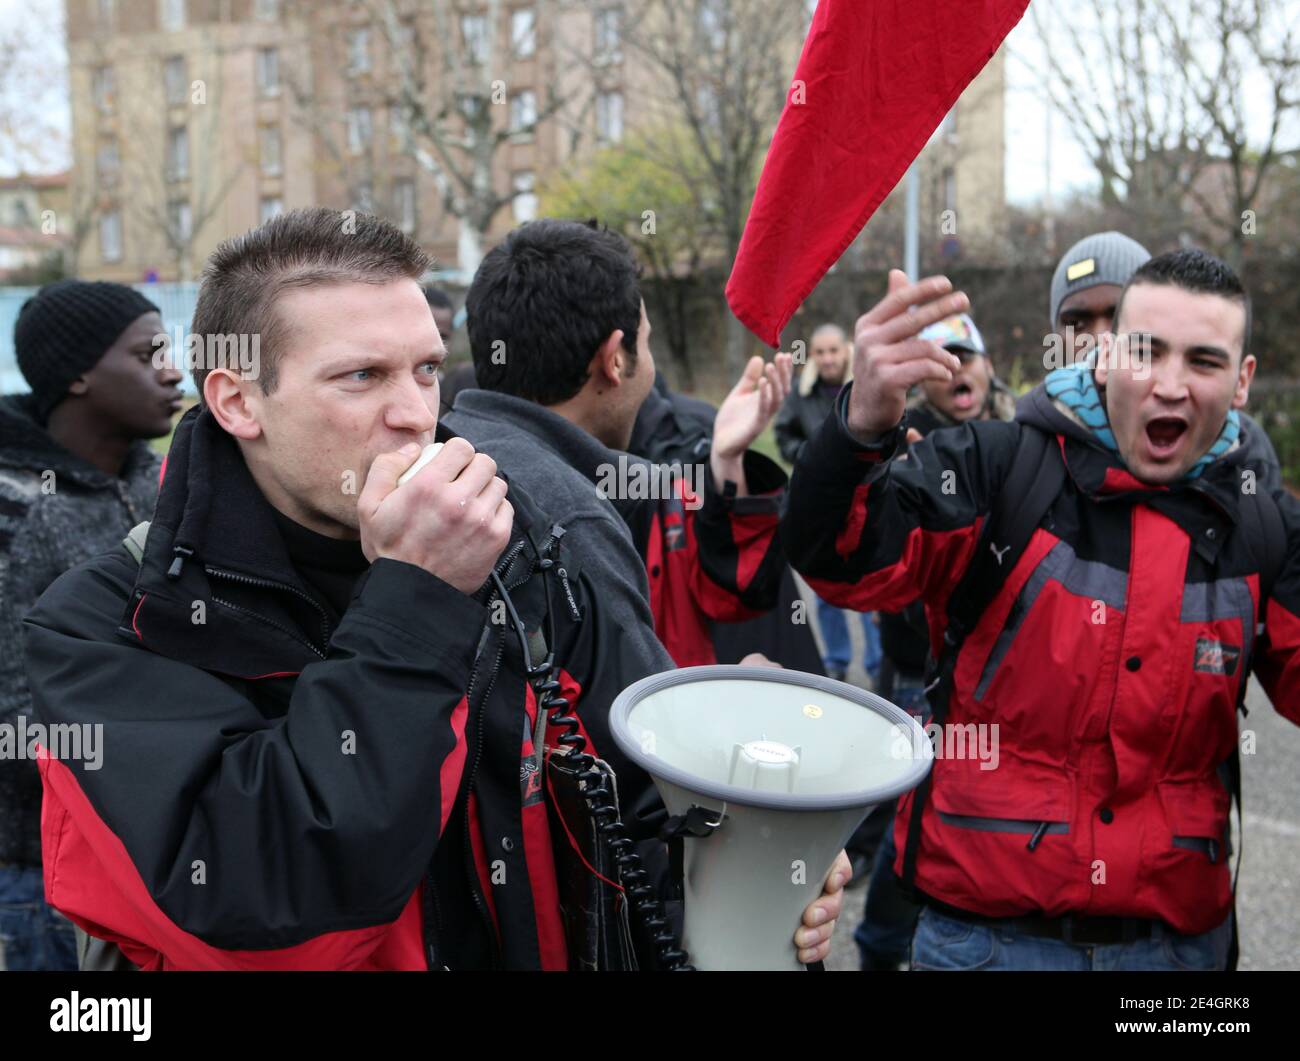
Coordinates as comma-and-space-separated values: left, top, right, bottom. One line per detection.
205, 565, 333, 656
448, 534, 533, 970
459, 630, 506, 969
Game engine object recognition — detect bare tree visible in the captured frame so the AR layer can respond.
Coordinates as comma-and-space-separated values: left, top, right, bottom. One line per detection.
0, 0, 66, 175
1163, 0, 1300, 264
312, 0, 576, 276
595, 0, 811, 372
1028, 0, 1300, 264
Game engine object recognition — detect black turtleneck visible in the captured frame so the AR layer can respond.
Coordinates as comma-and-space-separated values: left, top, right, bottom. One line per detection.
270, 509, 370, 623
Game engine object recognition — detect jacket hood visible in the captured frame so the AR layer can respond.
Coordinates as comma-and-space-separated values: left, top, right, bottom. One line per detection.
450, 388, 629, 484
0, 391, 158, 488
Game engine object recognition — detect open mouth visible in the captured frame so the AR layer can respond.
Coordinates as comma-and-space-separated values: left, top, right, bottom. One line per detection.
952, 380, 975, 411
1144, 416, 1188, 458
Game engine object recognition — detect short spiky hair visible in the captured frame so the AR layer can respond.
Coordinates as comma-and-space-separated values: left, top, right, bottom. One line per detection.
190, 207, 432, 398
1116, 247, 1252, 358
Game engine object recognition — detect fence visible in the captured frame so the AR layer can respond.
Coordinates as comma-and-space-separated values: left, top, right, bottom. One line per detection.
0, 283, 201, 394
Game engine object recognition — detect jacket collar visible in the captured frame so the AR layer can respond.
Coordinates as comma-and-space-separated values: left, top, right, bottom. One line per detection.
0, 392, 158, 489
449, 388, 624, 484
127, 405, 553, 679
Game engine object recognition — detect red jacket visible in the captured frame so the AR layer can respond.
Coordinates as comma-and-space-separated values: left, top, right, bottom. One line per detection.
632, 454, 787, 667
781, 383, 1300, 934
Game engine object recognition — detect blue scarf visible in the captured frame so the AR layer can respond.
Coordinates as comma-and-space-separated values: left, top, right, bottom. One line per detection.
1043, 362, 1238, 481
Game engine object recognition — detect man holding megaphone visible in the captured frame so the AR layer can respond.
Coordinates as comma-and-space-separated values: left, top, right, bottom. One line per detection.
782, 253, 1300, 970
22, 207, 846, 971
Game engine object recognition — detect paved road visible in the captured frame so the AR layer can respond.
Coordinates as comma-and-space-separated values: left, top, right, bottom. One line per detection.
801, 584, 1300, 972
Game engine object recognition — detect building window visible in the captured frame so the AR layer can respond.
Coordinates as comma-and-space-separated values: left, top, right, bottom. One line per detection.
356, 181, 374, 213
511, 9, 536, 59
97, 137, 120, 186
394, 178, 416, 233
596, 91, 623, 143
168, 199, 192, 243
164, 56, 187, 106
347, 27, 371, 76
160, 0, 185, 33
100, 210, 123, 263
167, 125, 190, 181
259, 196, 283, 224
509, 90, 537, 133
260, 125, 282, 176
461, 15, 488, 65
256, 47, 280, 97
347, 106, 373, 154
943, 167, 957, 213
512, 171, 536, 223
459, 94, 487, 125
254, 0, 280, 21
595, 7, 621, 62
11, 199, 32, 227
97, 0, 115, 31
93, 66, 115, 112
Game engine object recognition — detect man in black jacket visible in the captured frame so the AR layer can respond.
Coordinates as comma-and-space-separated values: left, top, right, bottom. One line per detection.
774, 323, 852, 465
775, 323, 881, 683
24, 209, 845, 970
0, 280, 180, 970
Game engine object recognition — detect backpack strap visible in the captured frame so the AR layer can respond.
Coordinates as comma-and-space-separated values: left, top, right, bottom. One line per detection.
123, 521, 151, 565
1222, 485, 1286, 971
901, 425, 1066, 891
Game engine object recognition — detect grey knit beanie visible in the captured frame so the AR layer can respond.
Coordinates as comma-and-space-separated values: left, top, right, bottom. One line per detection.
14, 279, 161, 421
1049, 232, 1150, 328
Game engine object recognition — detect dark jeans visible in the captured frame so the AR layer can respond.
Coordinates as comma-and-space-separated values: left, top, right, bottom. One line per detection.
0, 863, 78, 971
910, 906, 1233, 971
854, 677, 928, 970
815, 598, 882, 676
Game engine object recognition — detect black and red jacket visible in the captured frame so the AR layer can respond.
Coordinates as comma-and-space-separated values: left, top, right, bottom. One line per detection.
23, 407, 672, 970
447, 389, 787, 668
781, 382, 1300, 935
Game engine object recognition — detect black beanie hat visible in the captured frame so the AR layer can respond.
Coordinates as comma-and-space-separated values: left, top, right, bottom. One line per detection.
14, 279, 162, 421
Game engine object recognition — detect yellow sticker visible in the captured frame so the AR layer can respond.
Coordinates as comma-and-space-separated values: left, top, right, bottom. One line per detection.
1066, 258, 1097, 281
803, 704, 823, 719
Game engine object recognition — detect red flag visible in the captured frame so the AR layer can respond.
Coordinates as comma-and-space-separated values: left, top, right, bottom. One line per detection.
726, 0, 1031, 347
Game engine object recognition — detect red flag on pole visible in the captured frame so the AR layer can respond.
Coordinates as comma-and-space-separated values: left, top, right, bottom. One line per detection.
726, 0, 1031, 347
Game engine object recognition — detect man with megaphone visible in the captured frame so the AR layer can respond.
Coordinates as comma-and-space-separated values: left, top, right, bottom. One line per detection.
782, 252, 1300, 970
22, 207, 847, 971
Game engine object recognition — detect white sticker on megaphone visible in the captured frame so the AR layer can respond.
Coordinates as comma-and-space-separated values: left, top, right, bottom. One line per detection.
397, 442, 444, 485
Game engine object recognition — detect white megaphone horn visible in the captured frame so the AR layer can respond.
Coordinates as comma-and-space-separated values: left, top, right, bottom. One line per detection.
610, 665, 933, 971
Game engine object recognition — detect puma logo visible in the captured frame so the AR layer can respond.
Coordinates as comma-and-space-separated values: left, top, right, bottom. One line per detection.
989, 542, 1011, 565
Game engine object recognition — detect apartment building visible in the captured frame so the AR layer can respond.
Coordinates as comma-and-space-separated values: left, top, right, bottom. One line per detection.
66, 0, 1005, 281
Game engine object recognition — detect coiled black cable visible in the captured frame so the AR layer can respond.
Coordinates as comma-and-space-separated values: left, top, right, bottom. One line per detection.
490, 543, 694, 971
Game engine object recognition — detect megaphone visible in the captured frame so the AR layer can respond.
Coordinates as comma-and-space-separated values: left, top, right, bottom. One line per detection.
610, 665, 932, 970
